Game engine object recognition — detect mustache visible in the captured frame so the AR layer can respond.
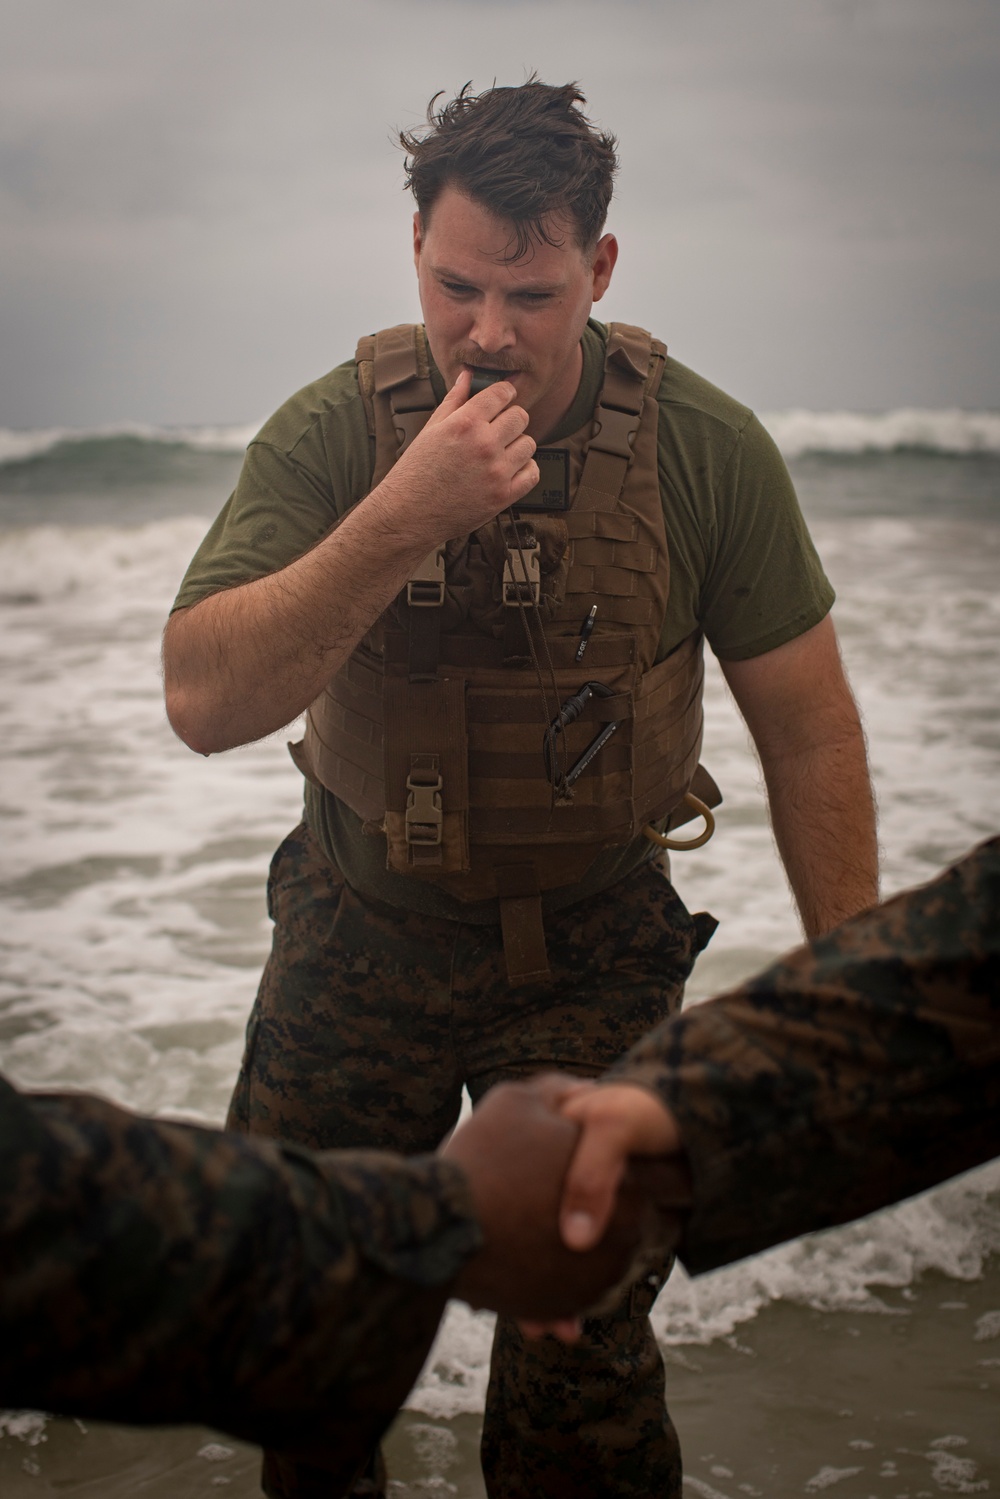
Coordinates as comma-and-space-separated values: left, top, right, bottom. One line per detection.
455, 348, 533, 374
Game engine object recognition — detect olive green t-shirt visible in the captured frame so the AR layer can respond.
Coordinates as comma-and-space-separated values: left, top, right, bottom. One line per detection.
173, 320, 833, 920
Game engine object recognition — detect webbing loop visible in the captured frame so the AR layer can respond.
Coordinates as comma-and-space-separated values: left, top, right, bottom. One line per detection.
643, 793, 716, 851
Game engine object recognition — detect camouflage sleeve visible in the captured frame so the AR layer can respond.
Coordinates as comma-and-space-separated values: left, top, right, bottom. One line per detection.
0, 1082, 481, 1454
608, 836, 1000, 1273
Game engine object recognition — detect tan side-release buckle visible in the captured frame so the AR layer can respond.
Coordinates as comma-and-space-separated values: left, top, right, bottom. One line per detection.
590, 404, 640, 462
407, 548, 446, 607
502, 533, 541, 605
405, 764, 444, 846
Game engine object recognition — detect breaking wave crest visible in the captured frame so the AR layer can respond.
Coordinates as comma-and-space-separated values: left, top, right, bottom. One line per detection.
2, 408, 999, 473
760, 407, 1000, 458
0, 422, 260, 468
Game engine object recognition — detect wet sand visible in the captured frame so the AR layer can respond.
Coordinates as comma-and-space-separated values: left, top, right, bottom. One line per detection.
3, 1260, 997, 1498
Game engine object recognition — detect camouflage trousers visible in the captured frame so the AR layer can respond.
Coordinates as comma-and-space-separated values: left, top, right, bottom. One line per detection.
227, 821, 715, 1499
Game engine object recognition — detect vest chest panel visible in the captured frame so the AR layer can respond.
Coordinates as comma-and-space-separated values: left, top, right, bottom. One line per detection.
290, 323, 715, 982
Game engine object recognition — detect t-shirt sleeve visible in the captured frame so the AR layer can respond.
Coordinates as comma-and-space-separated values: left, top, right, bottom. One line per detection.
171, 362, 372, 613
660, 389, 835, 662
698, 414, 835, 660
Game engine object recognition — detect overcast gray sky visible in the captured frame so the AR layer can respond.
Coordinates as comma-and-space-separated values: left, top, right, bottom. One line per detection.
2, 0, 998, 427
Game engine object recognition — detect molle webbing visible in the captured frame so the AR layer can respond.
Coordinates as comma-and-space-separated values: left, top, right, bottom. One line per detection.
295, 323, 717, 985
358, 324, 436, 488
302, 630, 704, 841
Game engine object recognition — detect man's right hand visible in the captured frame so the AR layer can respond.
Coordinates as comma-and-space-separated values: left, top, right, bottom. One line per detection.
163, 373, 538, 756
372, 370, 539, 548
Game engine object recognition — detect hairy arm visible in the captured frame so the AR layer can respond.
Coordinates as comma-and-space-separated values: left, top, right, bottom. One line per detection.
164, 484, 431, 755
163, 375, 537, 754
721, 614, 879, 937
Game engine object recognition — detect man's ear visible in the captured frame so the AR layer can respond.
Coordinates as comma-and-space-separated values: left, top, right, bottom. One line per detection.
591, 233, 618, 303
413, 211, 424, 271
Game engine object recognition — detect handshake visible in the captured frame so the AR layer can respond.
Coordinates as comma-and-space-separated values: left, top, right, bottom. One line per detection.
441, 1074, 691, 1328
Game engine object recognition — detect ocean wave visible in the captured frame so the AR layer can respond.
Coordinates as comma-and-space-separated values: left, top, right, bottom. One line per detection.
2, 409, 1000, 470
0, 422, 260, 467
760, 407, 1000, 458
653, 1159, 1000, 1348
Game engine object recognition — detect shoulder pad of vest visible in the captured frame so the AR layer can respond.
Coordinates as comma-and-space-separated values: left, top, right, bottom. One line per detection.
355, 334, 376, 437
606, 322, 667, 402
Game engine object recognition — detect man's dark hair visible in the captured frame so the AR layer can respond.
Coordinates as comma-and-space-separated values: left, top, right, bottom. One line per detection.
399, 79, 618, 260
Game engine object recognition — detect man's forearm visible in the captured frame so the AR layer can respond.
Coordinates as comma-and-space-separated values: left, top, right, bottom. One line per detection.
761, 711, 879, 937
722, 617, 879, 939
164, 376, 538, 754
163, 488, 429, 754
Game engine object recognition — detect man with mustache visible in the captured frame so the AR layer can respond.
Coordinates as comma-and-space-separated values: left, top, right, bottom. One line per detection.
163, 79, 877, 1498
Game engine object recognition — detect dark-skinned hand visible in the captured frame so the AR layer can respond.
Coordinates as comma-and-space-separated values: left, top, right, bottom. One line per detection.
441, 1075, 687, 1323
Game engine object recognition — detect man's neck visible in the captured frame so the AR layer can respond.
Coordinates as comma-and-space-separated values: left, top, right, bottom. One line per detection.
528, 343, 585, 445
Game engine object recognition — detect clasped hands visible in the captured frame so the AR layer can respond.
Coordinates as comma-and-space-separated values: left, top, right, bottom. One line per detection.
441, 1076, 690, 1331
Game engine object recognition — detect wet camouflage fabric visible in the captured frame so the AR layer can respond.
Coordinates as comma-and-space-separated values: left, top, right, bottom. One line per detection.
227, 820, 715, 1499
483, 1270, 681, 1499
0, 1075, 479, 1492
613, 834, 1000, 1274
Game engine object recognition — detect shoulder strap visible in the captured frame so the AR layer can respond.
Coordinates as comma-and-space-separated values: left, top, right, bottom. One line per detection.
355, 326, 446, 675
605, 321, 667, 402
356, 324, 439, 484
576, 323, 662, 512
355, 332, 377, 439
361, 325, 437, 478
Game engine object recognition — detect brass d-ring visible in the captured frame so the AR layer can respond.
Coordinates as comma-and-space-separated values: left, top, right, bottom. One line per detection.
643, 793, 716, 852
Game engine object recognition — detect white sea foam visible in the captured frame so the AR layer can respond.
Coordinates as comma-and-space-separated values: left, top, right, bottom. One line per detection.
407, 1160, 1000, 1419
804, 1467, 863, 1490
0, 488, 998, 1418
759, 407, 1000, 458
0, 517, 304, 1118
0, 1413, 47, 1446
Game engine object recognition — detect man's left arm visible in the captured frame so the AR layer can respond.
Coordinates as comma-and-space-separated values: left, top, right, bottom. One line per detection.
720, 613, 878, 937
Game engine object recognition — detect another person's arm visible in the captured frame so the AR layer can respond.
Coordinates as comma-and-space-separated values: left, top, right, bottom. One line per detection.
0, 1078, 471, 1446
163, 376, 537, 754
0, 1070, 650, 1448
557, 836, 1000, 1270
